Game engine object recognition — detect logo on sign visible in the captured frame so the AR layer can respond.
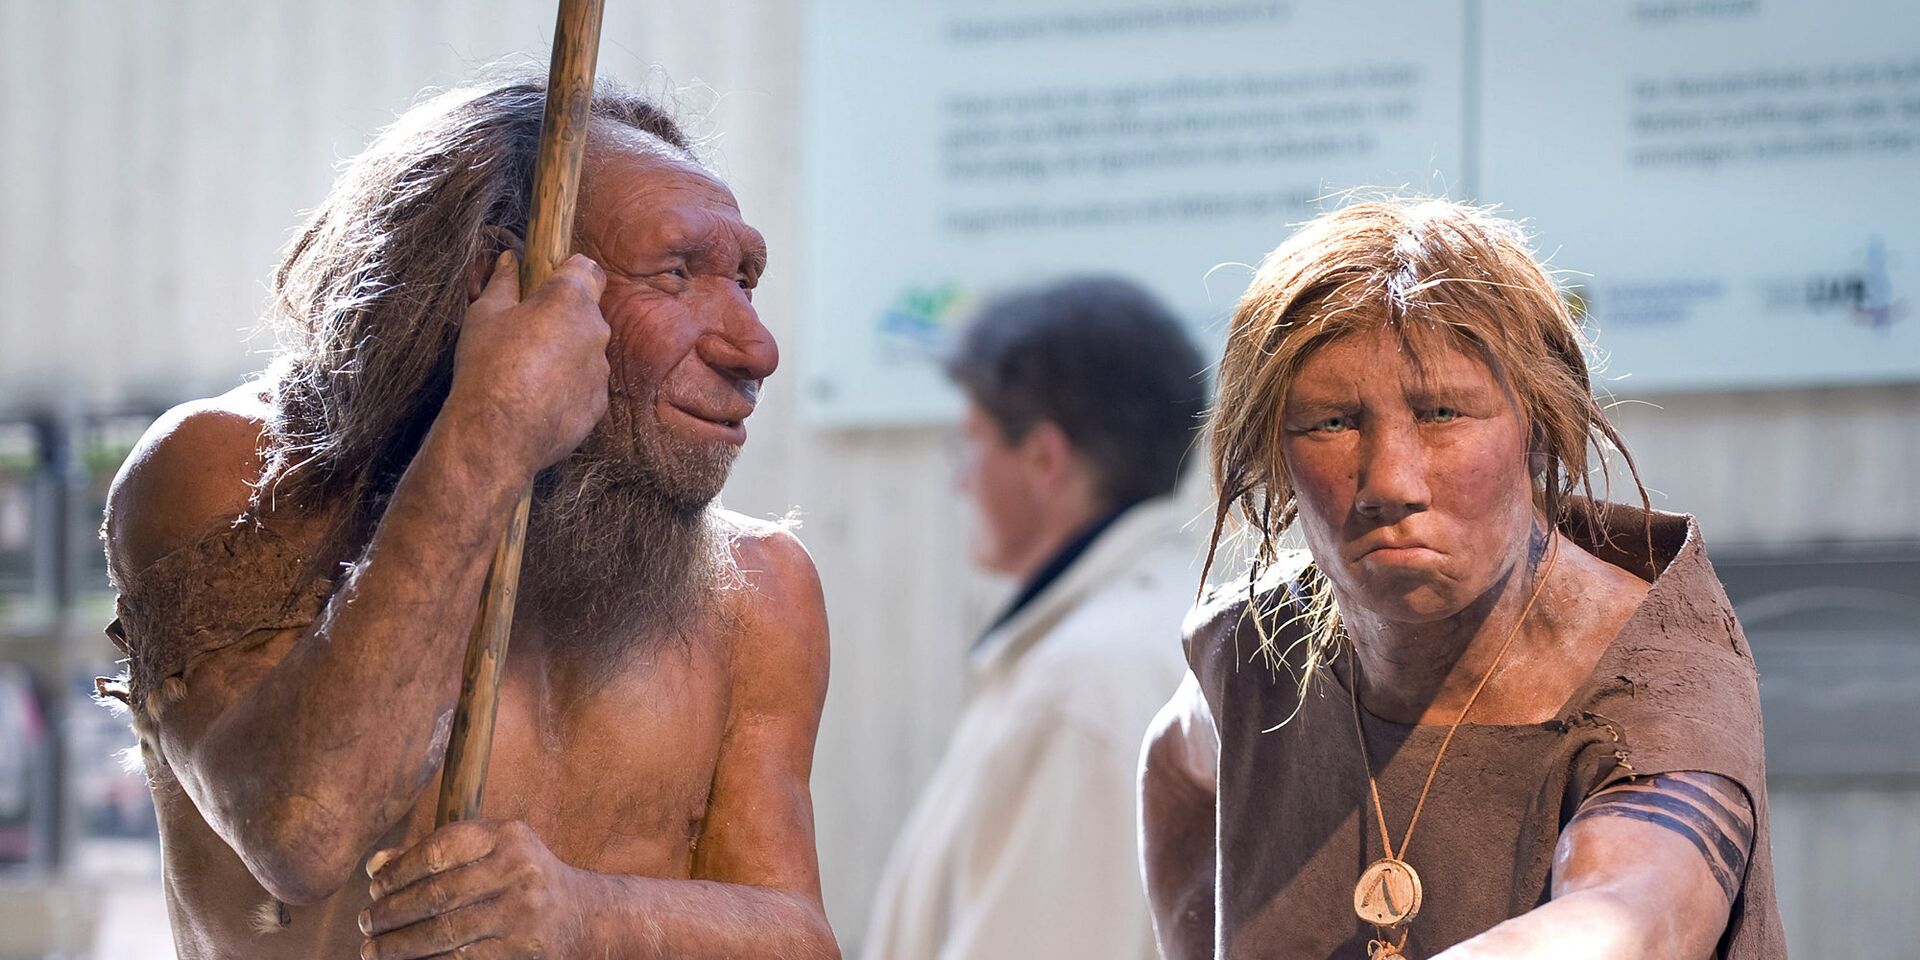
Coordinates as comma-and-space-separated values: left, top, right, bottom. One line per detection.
1752, 237, 1907, 332
1819, 236, 1903, 331
876, 283, 975, 363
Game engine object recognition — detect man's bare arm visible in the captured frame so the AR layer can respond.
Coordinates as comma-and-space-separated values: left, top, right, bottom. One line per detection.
656, 526, 836, 957
1434, 771, 1754, 960
1140, 671, 1219, 960
357, 824, 839, 960
106, 254, 611, 905
357, 526, 839, 959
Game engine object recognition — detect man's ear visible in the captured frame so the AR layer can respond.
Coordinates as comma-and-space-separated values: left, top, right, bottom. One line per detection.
1020, 420, 1077, 488
465, 225, 527, 302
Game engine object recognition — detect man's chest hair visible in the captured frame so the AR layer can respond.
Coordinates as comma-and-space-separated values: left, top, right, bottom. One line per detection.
469, 632, 735, 863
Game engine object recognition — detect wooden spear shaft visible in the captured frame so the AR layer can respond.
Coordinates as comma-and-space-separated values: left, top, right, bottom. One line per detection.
436, 0, 607, 827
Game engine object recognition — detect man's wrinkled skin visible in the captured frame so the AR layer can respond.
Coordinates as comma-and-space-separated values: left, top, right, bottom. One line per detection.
105, 126, 838, 959
1141, 327, 1753, 960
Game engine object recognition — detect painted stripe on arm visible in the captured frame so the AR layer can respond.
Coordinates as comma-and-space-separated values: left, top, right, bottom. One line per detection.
1571, 771, 1755, 902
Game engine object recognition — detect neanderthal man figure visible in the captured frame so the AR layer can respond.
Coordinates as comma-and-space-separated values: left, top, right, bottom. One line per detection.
1141, 199, 1784, 959
99, 78, 837, 959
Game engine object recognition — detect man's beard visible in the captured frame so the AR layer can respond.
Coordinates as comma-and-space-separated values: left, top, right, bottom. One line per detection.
518, 413, 738, 671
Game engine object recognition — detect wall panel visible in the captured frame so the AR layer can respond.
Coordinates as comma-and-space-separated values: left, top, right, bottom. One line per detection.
1, 1, 1914, 952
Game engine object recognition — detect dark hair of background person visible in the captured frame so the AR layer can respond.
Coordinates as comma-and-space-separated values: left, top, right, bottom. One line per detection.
944, 276, 1210, 507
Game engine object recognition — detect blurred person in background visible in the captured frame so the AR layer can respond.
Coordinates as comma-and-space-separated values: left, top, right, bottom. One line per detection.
863, 277, 1208, 960
95, 75, 837, 960
1141, 198, 1783, 959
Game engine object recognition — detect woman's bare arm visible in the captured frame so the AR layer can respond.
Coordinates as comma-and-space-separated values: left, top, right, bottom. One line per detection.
1434, 770, 1754, 960
1140, 671, 1221, 960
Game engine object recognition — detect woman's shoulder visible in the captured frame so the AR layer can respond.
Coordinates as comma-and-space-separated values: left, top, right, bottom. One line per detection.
1183, 552, 1312, 680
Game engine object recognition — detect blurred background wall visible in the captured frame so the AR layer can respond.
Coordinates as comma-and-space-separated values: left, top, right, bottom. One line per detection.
0, 1, 1914, 957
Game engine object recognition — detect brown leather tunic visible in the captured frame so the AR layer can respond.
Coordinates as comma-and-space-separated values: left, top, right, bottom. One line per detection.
1186, 504, 1786, 959
101, 518, 336, 724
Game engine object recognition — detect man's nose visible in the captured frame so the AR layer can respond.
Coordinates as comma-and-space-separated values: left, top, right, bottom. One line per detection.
698, 291, 780, 383
1353, 421, 1431, 524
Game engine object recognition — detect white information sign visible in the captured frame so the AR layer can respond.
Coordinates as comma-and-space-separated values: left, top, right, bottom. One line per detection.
802, 0, 1918, 424
1481, 1, 1919, 392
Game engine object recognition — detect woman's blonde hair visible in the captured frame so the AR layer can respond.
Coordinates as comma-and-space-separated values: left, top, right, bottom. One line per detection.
1202, 197, 1647, 700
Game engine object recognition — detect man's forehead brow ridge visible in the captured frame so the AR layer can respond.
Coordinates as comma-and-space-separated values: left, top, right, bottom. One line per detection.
642, 208, 766, 265
645, 210, 747, 249
740, 229, 769, 273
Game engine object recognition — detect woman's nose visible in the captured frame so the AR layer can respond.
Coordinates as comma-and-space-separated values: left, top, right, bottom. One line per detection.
1352, 422, 1431, 523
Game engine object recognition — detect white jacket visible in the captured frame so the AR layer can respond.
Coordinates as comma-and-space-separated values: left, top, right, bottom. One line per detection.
862, 499, 1198, 960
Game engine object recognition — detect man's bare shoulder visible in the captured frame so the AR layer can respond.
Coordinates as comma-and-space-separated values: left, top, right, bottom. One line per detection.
106, 384, 274, 583
716, 510, 820, 606
713, 510, 828, 695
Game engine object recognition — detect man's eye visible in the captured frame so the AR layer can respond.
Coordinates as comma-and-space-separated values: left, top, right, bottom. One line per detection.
1423, 407, 1460, 423
1311, 416, 1350, 433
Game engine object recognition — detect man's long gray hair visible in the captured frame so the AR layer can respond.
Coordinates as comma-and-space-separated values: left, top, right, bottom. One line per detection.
257, 74, 693, 561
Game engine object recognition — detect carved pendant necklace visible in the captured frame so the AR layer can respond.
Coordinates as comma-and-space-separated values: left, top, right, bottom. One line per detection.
1349, 538, 1559, 959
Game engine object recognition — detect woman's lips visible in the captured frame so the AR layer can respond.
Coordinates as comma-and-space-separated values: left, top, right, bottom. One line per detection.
1356, 543, 1443, 566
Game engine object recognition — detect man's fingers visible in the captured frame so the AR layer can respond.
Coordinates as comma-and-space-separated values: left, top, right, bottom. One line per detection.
361, 898, 502, 960
370, 821, 501, 900
556, 253, 607, 301
526, 254, 606, 311
367, 848, 400, 877
474, 250, 522, 308
423, 939, 515, 960
361, 858, 504, 936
